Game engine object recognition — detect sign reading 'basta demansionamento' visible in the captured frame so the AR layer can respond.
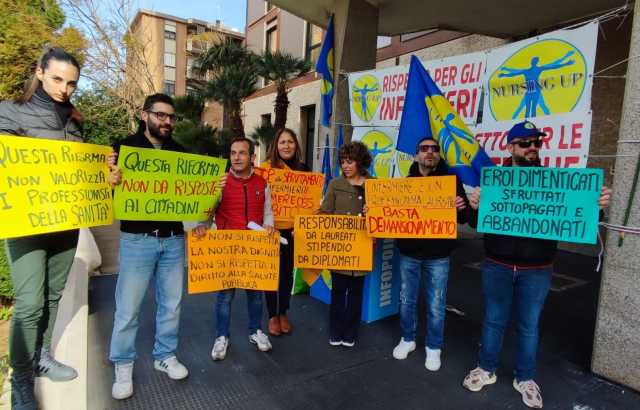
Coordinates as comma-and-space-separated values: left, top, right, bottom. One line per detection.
477, 167, 602, 244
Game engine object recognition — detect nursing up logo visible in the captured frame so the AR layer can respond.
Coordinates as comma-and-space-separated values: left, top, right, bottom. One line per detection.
360, 130, 412, 177
488, 39, 587, 121
425, 95, 479, 167
351, 74, 382, 122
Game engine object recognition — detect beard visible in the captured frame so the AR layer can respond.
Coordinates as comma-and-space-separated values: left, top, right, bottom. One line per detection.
147, 121, 172, 140
513, 151, 540, 166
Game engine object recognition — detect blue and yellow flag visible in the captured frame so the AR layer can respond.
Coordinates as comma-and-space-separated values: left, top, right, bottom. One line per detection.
321, 134, 333, 194
397, 55, 494, 187
316, 15, 335, 127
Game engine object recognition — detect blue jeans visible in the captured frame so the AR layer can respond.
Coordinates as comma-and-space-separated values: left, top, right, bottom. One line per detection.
478, 260, 552, 381
398, 255, 450, 349
215, 289, 263, 337
109, 233, 185, 364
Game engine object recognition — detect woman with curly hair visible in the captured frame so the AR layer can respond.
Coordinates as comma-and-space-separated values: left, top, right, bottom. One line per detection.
319, 141, 373, 347
261, 128, 310, 336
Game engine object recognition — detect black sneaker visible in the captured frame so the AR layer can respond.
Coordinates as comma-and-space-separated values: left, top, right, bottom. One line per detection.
11, 373, 37, 410
34, 347, 78, 382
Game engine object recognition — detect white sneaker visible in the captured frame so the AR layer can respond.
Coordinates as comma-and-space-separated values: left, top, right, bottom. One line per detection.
154, 356, 189, 380
462, 366, 497, 392
392, 338, 416, 360
249, 330, 272, 352
425, 347, 442, 371
112, 362, 133, 400
211, 336, 229, 361
513, 379, 543, 409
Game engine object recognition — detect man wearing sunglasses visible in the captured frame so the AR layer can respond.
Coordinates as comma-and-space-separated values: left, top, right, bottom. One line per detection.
392, 137, 469, 371
107, 94, 189, 400
462, 121, 611, 409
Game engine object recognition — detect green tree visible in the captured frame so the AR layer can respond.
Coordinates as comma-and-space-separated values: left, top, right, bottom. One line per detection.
257, 51, 310, 130
0, 0, 86, 100
73, 88, 129, 146
173, 93, 205, 123
192, 38, 259, 138
249, 124, 277, 151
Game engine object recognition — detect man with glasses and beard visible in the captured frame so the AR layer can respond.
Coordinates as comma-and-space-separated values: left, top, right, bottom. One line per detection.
462, 121, 611, 409
107, 94, 189, 400
392, 137, 469, 371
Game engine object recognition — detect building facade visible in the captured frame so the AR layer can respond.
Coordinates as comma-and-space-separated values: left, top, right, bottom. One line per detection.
128, 9, 244, 128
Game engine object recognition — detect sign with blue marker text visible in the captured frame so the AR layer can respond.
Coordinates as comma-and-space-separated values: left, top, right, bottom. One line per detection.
477, 167, 602, 244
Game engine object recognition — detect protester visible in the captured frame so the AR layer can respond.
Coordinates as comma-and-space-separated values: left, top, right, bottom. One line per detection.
392, 137, 469, 371
0, 47, 119, 410
261, 128, 310, 336
462, 121, 612, 409
319, 141, 373, 347
108, 94, 189, 400
194, 137, 275, 360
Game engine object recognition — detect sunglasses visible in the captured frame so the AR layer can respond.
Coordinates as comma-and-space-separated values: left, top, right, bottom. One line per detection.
147, 110, 178, 123
418, 145, 440, 153
512, 138, 543, 149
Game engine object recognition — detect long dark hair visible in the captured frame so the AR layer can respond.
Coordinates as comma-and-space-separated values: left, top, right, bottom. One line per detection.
18, 48, 81, 104
266, 128, 303, 169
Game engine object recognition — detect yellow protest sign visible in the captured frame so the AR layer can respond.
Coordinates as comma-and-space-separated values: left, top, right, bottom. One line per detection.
294, 215, 373, 271
187, 230, 280, 293
114, 146, 227, 221
255, 167, 325, 223
365, 176, 457, 239
0, 135, 113, 239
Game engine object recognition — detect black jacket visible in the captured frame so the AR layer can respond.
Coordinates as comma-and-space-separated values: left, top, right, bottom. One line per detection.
396, 161, 470, 260
114, 129, 186, 235
470, 159, 557, 266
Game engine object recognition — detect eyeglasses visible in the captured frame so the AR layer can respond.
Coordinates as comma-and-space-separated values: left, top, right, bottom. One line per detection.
418, 145, 440, 153
147, 111, 177, 123
512, 138, 543, 149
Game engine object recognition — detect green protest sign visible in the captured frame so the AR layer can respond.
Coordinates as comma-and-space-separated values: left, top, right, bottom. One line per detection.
477, 167, 602, 244
114, 146, 227, 221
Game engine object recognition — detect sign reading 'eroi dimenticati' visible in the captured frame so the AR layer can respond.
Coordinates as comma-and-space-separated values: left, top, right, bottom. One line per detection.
477, 167, 602, 244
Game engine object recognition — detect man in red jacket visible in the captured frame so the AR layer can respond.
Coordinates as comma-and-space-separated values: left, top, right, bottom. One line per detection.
194, 137, 275, 361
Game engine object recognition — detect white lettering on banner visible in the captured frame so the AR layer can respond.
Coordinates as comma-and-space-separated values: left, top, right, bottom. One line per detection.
379, 239, 394, 308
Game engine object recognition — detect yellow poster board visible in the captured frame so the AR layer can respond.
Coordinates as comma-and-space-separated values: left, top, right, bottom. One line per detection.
114, 146, 227, 221
256, 167, 325, 223
187, 230, 280, 293
0, 135, 113, 239
365, 176, 457, 239
294, 215, 373, 271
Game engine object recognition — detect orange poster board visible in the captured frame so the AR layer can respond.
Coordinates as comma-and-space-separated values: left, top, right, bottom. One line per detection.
294, 215, 373, 271
187, 230, 280, 293
365, 176, 457, 239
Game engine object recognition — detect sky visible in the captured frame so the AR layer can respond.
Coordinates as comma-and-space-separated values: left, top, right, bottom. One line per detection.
137, 0, 247, 32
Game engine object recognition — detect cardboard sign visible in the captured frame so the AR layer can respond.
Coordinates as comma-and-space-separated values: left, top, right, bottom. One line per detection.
255, 167, 324, 222
0, 135, 113, 239
365, 176, 457, 238
114, 146, 227, 221
294, 215, 373, 271
477, 167, 603, 244
187, 230, 280, 293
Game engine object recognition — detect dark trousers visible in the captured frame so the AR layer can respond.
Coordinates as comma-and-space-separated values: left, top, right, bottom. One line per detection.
329, 272, 364, 342
6, 230, 79, 376
265, 229, 294, 318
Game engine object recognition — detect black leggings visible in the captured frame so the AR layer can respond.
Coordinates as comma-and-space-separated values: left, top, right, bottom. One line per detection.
265, 229, 294, 318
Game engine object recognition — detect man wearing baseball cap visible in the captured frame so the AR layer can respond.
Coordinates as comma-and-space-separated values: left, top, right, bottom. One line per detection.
461, 121, 611, 408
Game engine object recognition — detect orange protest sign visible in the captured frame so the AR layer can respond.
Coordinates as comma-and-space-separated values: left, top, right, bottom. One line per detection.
187, 230, 280, 293
365, 176, 457, 239
256, 167, 324, 222
294, 215, 373, 271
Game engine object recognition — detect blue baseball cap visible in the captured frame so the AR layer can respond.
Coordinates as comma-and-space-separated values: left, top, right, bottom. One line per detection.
507, 121, 546, 143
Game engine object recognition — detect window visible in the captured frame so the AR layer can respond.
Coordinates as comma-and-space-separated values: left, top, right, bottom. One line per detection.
164, 53, 176, 67
164, 81, 175, 96
305, 23, 323, 66
300, 104, 316, 168
266, 25, 278, 53
165, 39, 176, 54
164, 30, 176, 40
377, 36, 392, 49
164, 67, 176, 82
261, 114, 272, 126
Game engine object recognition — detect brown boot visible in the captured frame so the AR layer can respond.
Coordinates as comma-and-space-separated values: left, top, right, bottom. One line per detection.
268, 316, 281, 336
279, 315, 292, 334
